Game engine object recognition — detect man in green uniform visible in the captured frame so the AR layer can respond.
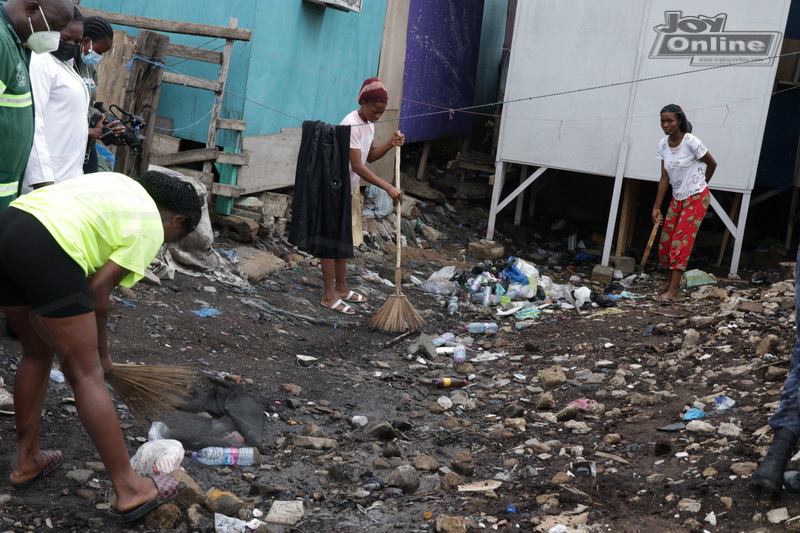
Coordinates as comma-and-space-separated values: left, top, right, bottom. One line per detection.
0, 0, 74, 210
0, 0, 73, 343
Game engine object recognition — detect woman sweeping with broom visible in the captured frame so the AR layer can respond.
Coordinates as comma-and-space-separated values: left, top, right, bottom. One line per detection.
0, 170, 202, 520
291, 77, 404, 315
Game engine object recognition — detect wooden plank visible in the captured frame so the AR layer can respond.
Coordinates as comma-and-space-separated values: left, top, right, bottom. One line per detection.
78, 7, 252, 41
615, 179, 636, 257
217, 151, 249, 166
212, 182, 245, 198
162, 71, 222, 92
237, 130, 303, 194
230, 207, 261, 221
166, 42, 222, 64
94, 31, 135, 120
217, 118, 247, 131
116, 30, 169, 178
168, 166, 214, 187
204, 18, 238, 177
150, 133, 181, 156
150, 148, 218, 167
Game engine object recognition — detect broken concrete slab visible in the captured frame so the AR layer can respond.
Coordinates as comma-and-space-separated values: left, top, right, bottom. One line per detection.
234, 247, 287, 282
468, 240, 504, 260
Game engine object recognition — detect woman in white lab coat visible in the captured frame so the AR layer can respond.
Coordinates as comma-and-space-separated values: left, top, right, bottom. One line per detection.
22, 7, 88, 193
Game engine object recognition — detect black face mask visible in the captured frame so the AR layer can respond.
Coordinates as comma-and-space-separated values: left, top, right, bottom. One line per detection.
51, 40, 80, 62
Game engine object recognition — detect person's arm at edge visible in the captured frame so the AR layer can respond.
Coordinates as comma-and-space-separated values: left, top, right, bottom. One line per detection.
350, 146, 404, 205
87, 260, 130, 375
701, 151, 717, 183
366, 130, 404, 163
652, 160, 669, 224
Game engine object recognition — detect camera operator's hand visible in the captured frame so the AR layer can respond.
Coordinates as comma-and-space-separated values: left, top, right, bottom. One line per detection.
88, 114, 125, 139
88, 113, 107, 139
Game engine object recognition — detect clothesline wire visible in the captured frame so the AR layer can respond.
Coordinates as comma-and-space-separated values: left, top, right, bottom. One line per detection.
132, 49, 800, 132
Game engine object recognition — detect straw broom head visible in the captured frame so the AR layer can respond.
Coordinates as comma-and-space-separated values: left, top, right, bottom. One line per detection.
367, 284, 426, 333
106, 363, 199, 425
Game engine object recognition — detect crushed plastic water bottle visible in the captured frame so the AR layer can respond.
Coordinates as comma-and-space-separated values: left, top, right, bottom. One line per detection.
192, 446, 261, 466
452, 345, 467, 364
432, 332, 456, 347
464, 322, 499, 334
447, 296, 459, 315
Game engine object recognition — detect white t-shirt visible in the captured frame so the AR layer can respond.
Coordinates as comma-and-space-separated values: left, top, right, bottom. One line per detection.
23, 53, 90, 193
340, 110, 374, 194
656, 133, 709, 201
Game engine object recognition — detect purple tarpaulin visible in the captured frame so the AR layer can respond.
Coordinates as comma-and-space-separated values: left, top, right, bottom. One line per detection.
399, 0, 485, 143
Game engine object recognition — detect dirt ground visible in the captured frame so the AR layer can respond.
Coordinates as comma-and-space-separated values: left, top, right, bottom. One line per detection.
0, 203, 799, 533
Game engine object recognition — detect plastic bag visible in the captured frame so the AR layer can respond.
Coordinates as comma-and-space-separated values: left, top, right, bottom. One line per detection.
426, 265, 456, 282
573, 287, 591, 308
501, 262, 529, 285
419, 281, 459, 295
510, 256, 539, 279
362, 185, 393, 219
130, 439, 185, 476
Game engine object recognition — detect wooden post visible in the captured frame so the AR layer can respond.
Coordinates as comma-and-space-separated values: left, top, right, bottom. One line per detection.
615, 179, 639, 257
416, 140, 430, 181
116, 30, 168, 178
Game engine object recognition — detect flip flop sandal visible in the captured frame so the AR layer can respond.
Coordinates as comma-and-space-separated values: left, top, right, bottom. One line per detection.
0, 387, 13, 416
652, 295, 676, 304
119, 474, 186, 522
11, 449, 63, 488
321, 298, 354, 315
343, 290, 367, 303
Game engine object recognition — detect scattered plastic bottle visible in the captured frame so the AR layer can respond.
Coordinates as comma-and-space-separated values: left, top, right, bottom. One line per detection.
467, 277, 482, 294
481, 286, 492, 306
447, 296, 459, 315
452, 345, 467, 364
362, 480, 384, 491
191, 446, 261, 466
464, 322, 499, 334
431, 378, 468, 388
431, 332, 456, 347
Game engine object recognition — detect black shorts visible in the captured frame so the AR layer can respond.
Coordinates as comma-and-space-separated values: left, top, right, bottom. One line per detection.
0, 207, 93, 318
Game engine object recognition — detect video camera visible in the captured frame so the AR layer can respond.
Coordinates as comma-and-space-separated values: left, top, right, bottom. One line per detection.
90, 102, 146, 155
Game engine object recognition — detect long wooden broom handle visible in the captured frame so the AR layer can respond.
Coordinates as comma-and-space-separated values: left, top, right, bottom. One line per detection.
393, 142, 404, 292
395, 142, 401, 270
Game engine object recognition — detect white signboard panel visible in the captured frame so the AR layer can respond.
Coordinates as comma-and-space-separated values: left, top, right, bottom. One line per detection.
497, 0, 791, 192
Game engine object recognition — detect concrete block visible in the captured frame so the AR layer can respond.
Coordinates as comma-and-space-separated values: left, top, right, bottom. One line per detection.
258, 191, 292, 219
779, 262, 796, 281
609, 255, 635, 275
591, 264, 614, 283
468, 240, 504, 260
212, 213, 259, 242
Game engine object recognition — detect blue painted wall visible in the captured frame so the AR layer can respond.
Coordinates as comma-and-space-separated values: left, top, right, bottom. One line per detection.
80, 0, 388, 144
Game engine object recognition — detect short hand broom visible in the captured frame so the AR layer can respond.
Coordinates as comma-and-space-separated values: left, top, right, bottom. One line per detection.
366, 141, 425, 333
106, 363, 199, 425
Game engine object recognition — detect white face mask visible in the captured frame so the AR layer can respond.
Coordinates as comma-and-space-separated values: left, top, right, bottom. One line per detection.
26, 5, 60, 54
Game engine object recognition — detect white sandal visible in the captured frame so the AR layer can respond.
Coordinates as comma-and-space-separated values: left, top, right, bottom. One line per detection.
344, 290, 367, 303
321, 298, 355, 315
